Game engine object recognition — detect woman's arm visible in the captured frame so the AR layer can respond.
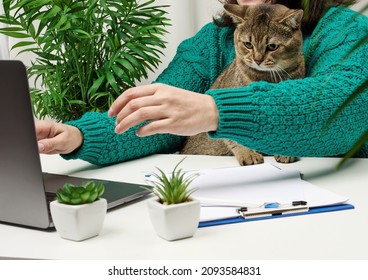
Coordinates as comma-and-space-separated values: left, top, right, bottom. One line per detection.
61, 23, 223, 165
62, 112, 184, 165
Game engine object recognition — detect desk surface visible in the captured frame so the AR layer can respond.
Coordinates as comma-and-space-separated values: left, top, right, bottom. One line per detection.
1, 154, 367, 260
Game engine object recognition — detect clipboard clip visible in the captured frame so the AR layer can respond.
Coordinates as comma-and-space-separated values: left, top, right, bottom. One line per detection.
236, 201, 309, 218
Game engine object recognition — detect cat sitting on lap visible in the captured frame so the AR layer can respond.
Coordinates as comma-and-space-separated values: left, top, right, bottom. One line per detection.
180, 4, 305, 165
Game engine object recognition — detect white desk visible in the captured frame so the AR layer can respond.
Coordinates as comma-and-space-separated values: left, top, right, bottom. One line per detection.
0, 154, 367, 260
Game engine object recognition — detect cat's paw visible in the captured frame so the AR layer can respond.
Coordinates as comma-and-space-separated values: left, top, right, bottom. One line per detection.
235, 150, 264, 166
274, 156, 296, 164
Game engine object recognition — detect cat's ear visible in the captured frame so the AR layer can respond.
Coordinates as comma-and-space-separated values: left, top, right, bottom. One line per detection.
224, 4, 248, 24
279, 9, 304, 29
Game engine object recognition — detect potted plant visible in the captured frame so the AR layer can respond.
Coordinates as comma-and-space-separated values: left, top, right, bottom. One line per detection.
144, 158, 201, 241
50, 180, 107, 241
0, 0, 170, 122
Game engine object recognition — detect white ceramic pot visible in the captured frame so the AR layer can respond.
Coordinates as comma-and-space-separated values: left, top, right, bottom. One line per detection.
50, 198, 107, 241
147, 197, 200, 241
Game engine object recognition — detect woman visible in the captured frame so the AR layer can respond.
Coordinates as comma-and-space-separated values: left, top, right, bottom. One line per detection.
36, 0, 367, 165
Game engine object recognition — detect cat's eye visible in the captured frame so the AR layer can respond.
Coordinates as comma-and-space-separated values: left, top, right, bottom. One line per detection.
267, 44, 279, 51
243, 42, 253, 49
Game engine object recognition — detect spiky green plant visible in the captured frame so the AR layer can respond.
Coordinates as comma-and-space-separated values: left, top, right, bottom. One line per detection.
145, 158, 199, 205
0, 0, 170, 122
56, 181, 105, 205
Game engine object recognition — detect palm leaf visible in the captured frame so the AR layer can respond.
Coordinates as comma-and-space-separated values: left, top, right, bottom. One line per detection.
337, 129, 368, 169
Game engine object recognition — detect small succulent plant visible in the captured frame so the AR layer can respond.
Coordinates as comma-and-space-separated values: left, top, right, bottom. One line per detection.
56, 181, 105, 205
145, 158, 199, 205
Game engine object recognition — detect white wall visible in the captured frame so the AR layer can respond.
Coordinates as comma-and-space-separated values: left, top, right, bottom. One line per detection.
352, 0, 368, 13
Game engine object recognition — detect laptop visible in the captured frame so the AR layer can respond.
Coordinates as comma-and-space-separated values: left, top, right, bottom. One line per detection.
0, 60, 150, 229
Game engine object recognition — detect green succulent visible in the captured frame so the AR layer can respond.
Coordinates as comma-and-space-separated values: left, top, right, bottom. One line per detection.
56, 181, 105, 205
145, 158, 199, 205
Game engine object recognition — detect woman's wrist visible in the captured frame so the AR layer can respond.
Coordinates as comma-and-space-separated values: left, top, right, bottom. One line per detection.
67, 124, 84, 152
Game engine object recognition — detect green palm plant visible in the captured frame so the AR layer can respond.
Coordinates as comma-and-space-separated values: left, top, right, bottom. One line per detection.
0, 0, 170, 122
144, 158, 199, 205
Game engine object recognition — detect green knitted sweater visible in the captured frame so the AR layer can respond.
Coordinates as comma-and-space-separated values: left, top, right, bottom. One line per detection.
64, 7, 368, 165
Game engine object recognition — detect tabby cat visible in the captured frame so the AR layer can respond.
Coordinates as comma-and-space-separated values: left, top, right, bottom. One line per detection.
180, 4, 305, 165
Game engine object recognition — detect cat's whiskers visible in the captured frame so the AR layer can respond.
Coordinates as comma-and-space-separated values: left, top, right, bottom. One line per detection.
266, 66, 291, 83
275, 65, 292, 80
267, 68, 276, 82
269, 68, 282, 83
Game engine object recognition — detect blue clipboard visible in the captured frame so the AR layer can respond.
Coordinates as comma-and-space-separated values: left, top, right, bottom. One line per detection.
198, 203, 355, 228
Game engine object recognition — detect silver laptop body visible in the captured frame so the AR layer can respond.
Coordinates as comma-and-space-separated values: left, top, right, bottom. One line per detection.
0, 60, 149, 229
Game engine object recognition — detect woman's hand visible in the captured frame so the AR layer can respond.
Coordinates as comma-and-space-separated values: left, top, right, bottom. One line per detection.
35, 120, 83, 154
108, 83, 219, 137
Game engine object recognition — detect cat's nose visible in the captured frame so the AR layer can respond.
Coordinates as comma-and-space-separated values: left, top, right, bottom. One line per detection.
254, 59, 263, 65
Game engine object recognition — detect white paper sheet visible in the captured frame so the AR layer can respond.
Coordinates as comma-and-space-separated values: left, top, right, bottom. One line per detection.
187, 164, 349, 222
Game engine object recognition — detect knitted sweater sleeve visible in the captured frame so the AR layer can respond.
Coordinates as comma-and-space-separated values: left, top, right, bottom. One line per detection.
208, 7, 368, 157
61, 112, 184, 165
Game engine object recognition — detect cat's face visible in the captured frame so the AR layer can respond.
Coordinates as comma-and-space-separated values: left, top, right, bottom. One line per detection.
225, 4, 303, 73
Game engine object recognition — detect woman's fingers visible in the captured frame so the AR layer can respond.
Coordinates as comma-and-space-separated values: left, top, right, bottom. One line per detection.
108, 84, 160, 117
114, 104, 168, 134
35, 120, 83, 154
